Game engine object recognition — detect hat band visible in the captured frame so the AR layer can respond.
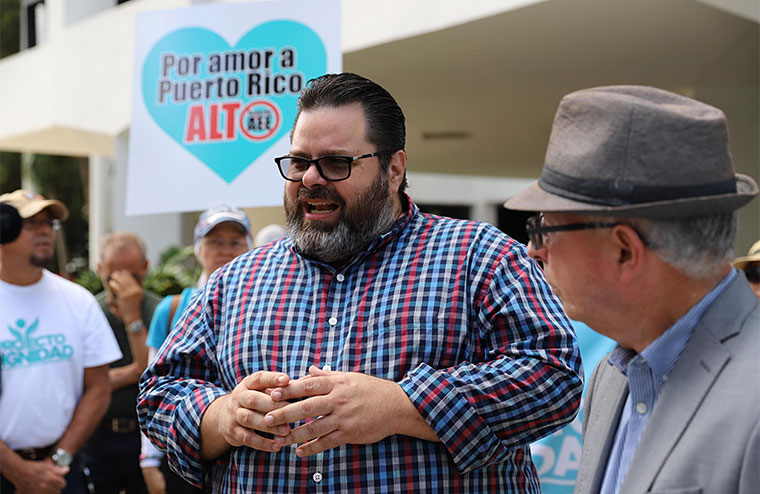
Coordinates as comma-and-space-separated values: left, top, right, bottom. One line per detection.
538, 167, 737, 207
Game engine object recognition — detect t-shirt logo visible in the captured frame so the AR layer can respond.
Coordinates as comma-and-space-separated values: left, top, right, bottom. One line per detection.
0, 318, 74, 369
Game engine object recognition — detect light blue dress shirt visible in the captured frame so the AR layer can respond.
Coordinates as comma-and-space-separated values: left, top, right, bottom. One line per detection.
599, 269, 736, 494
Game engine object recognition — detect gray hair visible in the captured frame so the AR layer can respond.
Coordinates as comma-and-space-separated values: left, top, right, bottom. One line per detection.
622, 211, 738, 279
100, 232, 147, 261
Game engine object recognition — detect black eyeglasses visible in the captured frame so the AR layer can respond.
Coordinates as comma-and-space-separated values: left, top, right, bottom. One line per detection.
744, 266, 760, 284
23, 217, 61, 231
274, 152, 382, 182
525, 213, 619, 249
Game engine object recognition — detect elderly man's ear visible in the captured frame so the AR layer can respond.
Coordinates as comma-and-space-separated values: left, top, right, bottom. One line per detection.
610, 224, 648, 282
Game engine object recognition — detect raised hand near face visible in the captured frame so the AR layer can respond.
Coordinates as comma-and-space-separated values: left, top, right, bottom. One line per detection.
106, 270, 144, 323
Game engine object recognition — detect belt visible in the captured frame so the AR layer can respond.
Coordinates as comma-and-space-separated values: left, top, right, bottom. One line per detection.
105, 417, 139, 434
14, 444, 55, 461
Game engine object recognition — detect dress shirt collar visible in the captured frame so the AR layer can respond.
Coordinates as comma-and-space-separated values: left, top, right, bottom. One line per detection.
608, 268, 736, 380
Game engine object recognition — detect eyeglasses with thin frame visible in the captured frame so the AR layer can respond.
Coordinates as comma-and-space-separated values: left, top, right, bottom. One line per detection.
23, 217, 61, 232
274, 152, 383, 182
204, 237, 248, 250
525, 213, 620, 249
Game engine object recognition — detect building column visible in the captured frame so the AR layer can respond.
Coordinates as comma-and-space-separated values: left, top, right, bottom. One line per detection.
88, 154, 112, 269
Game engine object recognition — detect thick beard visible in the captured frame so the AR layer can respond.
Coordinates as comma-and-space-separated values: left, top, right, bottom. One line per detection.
30, 253, 53, 267
285, 171, 397, 263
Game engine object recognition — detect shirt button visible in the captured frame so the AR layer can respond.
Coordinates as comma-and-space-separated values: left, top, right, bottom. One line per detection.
313, 472, 322, 483
322, 364, 331, 371
328, 317, 337, 326
336, 273, 345, 282
636, 402, 648, 415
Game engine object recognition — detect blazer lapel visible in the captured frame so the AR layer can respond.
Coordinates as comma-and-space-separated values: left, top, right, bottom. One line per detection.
619, 276, 751, 493
576, 362, 628, 494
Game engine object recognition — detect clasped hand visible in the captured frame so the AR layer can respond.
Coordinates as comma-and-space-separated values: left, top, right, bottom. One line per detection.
217, 366, 405, 457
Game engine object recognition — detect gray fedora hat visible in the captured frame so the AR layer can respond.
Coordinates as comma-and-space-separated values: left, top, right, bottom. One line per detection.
504, 85, 758, 218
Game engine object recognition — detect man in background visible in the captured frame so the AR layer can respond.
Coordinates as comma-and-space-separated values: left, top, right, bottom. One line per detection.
80, 233, 162, 494
0, 189, 121, 494
732, 240, 760, 298
505, 85, 759, 493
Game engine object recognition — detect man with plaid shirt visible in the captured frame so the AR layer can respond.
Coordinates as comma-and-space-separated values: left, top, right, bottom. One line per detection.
139, 73, 582, 493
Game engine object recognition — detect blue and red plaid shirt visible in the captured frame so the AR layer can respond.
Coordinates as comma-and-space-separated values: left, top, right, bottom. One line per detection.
138, 198, 582, 493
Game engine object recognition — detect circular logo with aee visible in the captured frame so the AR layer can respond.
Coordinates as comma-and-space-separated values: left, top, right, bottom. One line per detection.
239, 100, 281, 141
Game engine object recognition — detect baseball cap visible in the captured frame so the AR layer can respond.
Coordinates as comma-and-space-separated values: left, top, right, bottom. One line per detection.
193, 205, 252, 247
0, 189, 69, 220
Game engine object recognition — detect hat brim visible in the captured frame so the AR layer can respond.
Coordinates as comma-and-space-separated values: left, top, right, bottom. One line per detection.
198, 220, 248, 238
732, 255, 760, 270
504, 173, 759, 219
16, 199, 69, 221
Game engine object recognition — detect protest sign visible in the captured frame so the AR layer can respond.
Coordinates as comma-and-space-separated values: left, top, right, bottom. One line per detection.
127, 0, 340, 215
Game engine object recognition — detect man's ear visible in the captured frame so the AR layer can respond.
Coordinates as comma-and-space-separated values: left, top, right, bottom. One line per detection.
388, 150, 406, 193
96, 262, 105, 281
611, 224, 647, 282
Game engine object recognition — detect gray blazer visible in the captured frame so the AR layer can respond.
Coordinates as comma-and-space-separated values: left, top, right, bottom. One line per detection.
575, 274, 759, 494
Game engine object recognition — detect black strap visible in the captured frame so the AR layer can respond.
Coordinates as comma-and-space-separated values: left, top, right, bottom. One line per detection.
167, 295, 181, 334
539, 167, 737, 206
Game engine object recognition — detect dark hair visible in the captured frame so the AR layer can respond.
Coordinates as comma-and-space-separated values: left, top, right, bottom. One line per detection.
294, 73, 408, 195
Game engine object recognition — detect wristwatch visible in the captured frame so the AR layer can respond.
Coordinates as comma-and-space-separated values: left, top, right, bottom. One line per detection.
127, 319, 145, 334
50, 448, 73, 467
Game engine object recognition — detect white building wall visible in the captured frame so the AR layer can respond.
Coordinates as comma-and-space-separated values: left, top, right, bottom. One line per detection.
89, 148, 185, 268
408, 172, 534, 226
63, 0, 117, 26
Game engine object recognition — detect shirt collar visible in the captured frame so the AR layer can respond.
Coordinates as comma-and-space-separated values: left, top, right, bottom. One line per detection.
608, 269, 736, 379
343, 194, 417, 268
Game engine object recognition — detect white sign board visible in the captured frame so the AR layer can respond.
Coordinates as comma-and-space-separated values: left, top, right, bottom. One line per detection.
126, 0, 341, 215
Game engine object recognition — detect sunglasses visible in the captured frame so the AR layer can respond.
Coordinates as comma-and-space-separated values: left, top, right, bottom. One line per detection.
23, 217, 61, 231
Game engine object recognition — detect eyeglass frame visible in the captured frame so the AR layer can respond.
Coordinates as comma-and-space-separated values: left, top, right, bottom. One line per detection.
202, 236, 248, 250
22, 217, 62, 232
525, 213, 649, 249
274, 151, 384, 182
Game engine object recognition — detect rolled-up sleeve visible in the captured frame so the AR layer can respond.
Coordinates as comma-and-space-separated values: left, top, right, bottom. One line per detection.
137, 279, 227, 487
399, 233, 583, 473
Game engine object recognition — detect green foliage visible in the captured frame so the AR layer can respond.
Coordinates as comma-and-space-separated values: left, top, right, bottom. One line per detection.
144, 245, 200, 297
0, 0, 20, 59
75, 269, 104, 295
75, 244, 200, 297
0, 152, 22, 193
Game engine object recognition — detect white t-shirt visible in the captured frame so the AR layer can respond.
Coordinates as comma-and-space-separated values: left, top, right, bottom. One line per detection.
0, 270, 122, 449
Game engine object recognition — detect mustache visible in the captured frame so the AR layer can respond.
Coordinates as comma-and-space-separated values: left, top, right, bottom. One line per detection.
297, 186, 345, 205
32, 236, 53, 245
